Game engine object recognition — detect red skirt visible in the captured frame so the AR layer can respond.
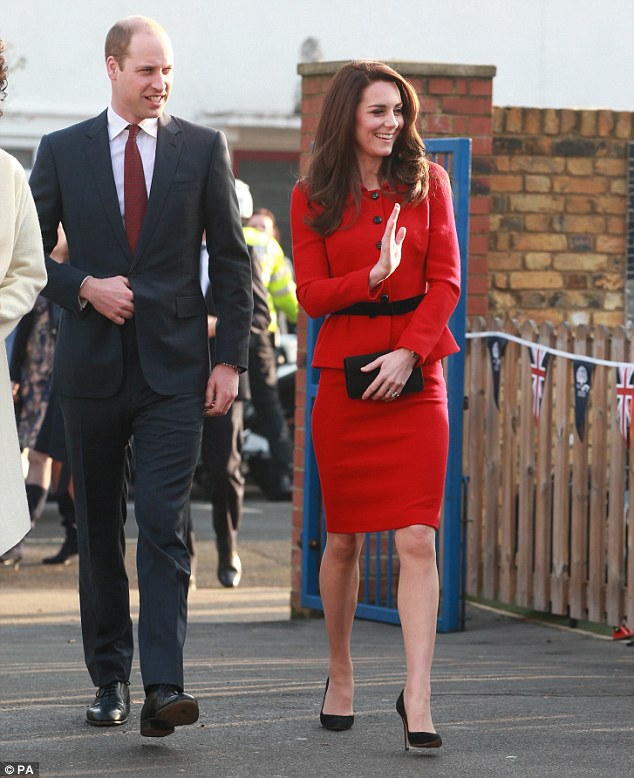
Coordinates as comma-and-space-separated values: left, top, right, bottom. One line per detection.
312, 360, 449, 534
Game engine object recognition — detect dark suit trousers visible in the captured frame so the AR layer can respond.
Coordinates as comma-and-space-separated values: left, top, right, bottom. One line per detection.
248, 331, 293, 484
200, 402, 244, 557
60, 321, 204, 690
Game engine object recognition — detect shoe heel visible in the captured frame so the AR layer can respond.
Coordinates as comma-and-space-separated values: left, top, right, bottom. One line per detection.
140, 718, 175, 738
396, 689, 441, 751
396, 691, 409, 750
401, 717, 410, 751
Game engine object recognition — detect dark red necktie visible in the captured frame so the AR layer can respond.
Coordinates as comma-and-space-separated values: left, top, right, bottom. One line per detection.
124, 124, 147, 253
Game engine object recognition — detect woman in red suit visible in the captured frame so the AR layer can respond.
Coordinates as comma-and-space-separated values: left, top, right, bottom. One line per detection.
290, 61, 460, 750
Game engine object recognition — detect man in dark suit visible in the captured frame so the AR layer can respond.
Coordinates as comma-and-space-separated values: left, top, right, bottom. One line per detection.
29, 16, 252, 737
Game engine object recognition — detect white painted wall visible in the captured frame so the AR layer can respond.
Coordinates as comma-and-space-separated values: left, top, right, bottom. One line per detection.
2, 0, 633, 143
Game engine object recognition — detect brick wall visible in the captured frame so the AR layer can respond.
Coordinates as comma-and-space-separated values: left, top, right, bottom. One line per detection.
490, 107, 634, 326
291, 60, 496, 615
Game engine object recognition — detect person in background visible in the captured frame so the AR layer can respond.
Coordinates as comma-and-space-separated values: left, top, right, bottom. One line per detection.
290, 60, 460, 750
186, 192, 285, 584
246, 207, 298, 339
0, 38, 48, 561
4, 228, 77, 568
239, 183, 297, 501
246, 208, 278, 240
29, 16, 252, 736
186, 228, 269, 589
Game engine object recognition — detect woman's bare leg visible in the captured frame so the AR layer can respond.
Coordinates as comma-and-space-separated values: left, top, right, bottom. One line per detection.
394, 524, 439, 733
318, 531, 364, 715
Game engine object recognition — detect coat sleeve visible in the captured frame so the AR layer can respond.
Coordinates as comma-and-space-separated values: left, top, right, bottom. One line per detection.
203, 131, 253, 371
29, 135, 89, 313
395, 165, 461, 362
0, 159, 47, 342
290, 184, 385, 318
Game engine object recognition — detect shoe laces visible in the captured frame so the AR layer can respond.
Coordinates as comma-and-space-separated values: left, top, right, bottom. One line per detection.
96, 682, 122, 700
151, 684, 180, 696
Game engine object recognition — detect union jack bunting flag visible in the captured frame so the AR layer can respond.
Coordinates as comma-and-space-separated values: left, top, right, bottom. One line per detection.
615, 364, 634, 441
529, 345, 550, 422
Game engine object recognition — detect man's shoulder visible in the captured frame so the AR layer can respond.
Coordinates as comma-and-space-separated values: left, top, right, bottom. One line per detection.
43, 111, 107, 146
166, 114, 222, 142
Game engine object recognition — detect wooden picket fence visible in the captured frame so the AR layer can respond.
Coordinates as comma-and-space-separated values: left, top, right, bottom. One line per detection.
463, 316, 633, 629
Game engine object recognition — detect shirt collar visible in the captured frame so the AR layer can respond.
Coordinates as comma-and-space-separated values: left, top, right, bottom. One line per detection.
107, 105, 159, 141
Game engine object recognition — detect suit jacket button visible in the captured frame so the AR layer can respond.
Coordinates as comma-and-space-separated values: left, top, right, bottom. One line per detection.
371, 191, 380, 200
376, 240, 382, 249
373, 216, 382, 224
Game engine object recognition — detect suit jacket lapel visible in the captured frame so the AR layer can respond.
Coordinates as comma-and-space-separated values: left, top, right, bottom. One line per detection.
130, 113, 182, 269
84, 110, 132, 261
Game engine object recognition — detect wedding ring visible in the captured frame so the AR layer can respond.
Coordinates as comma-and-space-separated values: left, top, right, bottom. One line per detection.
391, 391, 399, 398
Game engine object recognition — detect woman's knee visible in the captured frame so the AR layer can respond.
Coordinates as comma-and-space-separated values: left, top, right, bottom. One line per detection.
395, 524, 437, 562
324, 532, 363, 564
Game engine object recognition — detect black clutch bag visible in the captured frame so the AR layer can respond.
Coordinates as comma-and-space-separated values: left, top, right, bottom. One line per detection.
343, 350, 424, 400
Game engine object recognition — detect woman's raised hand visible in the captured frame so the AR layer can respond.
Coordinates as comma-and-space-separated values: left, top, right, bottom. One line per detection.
369, 203, 407, 288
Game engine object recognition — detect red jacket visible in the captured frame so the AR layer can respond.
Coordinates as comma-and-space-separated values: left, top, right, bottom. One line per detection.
290, 161, 461, 369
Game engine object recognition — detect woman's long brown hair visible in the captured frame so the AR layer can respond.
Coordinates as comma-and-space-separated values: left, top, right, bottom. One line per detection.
304, 60, 429, 235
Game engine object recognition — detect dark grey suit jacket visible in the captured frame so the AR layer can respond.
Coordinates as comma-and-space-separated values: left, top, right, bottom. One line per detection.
30, 110, 253, 398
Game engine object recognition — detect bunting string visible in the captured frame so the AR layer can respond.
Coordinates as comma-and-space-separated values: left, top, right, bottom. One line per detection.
467, 329, 634, 440
465, 330, 634, 369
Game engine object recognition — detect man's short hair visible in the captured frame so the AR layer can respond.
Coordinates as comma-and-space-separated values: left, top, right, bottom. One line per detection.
105, 16, 167, 68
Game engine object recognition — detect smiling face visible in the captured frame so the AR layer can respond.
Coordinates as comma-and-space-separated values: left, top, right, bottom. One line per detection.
354, 80, 404, 169
107, 29, 173, 124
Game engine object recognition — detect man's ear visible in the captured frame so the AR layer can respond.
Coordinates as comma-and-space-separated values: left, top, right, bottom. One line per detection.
106, 56, 119, 83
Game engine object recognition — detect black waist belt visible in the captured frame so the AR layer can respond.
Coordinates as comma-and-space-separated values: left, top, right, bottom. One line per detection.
331, 293, 425, 319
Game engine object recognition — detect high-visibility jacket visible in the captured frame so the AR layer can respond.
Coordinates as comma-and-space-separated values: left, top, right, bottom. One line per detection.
243, 226, 298, 336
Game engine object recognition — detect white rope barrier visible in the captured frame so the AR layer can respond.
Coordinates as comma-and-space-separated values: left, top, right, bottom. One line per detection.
465, 330, 633, 369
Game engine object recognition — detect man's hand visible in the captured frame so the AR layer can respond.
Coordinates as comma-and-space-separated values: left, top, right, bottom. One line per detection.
204, 364, 239, 417
80, 276, 135, 325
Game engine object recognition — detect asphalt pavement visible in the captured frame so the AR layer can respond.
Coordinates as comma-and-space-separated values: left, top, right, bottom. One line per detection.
0, 492, 632, 778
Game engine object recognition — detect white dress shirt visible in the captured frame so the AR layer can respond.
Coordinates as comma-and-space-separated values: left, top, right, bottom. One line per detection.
107, 105, 158, 222
79, 108, 159, 306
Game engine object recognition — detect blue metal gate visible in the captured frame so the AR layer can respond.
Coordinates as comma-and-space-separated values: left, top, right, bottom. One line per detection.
300, 138, 471, 632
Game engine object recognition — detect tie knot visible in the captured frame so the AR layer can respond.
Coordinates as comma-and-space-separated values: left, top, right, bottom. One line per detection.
127, 124, 141, 140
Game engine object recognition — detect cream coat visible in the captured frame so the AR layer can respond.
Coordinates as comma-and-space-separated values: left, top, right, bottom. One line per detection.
0, 149, 47, 554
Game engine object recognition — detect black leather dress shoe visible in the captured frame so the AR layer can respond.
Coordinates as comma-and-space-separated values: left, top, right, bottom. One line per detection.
140, 685, 199, 737
86, 681, 130, 726
217, 552, 242, 588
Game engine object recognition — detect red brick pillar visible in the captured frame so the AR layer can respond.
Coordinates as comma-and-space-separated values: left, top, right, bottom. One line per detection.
290, 61, 495, 616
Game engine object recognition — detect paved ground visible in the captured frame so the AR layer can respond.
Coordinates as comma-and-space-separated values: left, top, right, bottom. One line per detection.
0, 493, 632, 778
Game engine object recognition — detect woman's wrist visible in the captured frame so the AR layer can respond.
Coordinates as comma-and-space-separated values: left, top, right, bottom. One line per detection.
398, 347, 420, 364
369, 264, 387, 289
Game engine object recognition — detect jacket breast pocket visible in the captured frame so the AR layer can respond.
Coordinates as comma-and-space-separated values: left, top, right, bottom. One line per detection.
176, 295, 206, 318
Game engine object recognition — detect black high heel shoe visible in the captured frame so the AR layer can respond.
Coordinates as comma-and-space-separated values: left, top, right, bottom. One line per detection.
320, 678, 354, 731
396, 690, 442, 750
